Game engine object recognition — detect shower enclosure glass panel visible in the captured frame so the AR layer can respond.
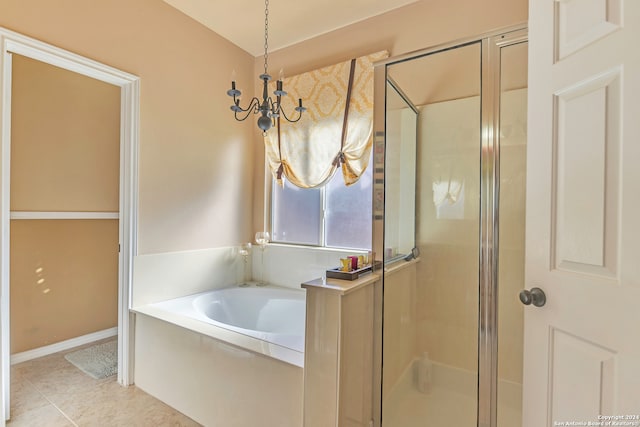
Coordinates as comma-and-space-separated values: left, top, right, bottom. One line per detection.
497, 40, 528, 427
383, 78, 417, 262
381, 42, 481, 427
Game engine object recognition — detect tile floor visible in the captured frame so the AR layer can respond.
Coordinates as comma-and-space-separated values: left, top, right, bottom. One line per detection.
7, 338, 201, 426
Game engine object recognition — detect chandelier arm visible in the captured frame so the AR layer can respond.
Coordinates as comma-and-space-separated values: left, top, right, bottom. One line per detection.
266, 97, 279, 116
234, 110, 254, 122
249, 97, 264, 114
231, 97, 262, 121
273, 97, 283, 115
279, 107, 304, 123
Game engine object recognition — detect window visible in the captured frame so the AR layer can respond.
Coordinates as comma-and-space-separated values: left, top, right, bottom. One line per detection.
271, 154, 373, 250
266, 52, 386, 250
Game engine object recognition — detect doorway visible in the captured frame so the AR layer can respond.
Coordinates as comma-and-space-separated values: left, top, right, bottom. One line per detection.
0, 27, 139, 423
9, 52, 120, 365
376, 26, 527, 427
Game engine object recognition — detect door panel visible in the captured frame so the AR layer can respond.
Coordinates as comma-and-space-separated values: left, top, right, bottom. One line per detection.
550, 328, 616, 420
555, 0, 621, 60
553, 69, 620, 277
525, 0, 640, 425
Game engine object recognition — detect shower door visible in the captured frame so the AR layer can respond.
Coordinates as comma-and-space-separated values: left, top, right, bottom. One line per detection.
496, 39, 528, 427
377, 27, 527, 427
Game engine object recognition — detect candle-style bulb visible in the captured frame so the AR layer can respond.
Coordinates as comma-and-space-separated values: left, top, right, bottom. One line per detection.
279, 68, 285, 81
227, 77, 241, 97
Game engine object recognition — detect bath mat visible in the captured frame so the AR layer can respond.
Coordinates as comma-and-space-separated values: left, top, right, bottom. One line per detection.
64, 340, 117, 379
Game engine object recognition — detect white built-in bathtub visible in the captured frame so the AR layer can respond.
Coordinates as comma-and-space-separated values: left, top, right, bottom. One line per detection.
153, 285, 304, 352
133, 283, 306, 426
134, 284, 306, 367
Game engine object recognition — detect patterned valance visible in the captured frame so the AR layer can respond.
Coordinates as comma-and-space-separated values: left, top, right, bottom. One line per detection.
264, 51, 388, 188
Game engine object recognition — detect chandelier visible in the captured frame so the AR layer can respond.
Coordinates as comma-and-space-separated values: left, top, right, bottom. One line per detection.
227, 0, 306, 133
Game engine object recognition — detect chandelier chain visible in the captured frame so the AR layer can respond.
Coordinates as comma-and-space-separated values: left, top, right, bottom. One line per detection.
264, 0, 269, 75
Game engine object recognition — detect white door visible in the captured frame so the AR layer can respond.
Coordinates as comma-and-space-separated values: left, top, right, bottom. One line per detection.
524, 0, 640, 426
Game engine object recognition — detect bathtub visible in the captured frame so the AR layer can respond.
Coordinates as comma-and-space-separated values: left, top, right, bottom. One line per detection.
133, 283, 305, 426
135, 284, 306, 367
151, 284, 305, 351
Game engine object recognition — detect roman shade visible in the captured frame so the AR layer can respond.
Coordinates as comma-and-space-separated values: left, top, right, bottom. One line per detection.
264, 51, 388, 188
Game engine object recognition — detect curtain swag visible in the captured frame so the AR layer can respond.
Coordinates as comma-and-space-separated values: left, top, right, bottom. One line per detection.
264, 50, 388, 188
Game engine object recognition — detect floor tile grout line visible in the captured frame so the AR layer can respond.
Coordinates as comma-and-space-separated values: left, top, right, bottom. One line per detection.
19, 364, 80, 426
34, 376, 80, 427
8, 376, 75, 426
46, 399, 79, 427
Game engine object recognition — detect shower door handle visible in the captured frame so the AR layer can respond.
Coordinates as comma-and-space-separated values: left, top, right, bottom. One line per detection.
519, 287, 546, 307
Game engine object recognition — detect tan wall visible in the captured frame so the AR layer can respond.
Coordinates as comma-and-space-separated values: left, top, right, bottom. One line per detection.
1, 0, 256, 254
9, 55, 121, 353
10, 220, 119, 353
11, 54, 121, 212
251, 0, 527, 233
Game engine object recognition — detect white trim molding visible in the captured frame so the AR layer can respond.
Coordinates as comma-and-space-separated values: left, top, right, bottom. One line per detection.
10, 211, 120, 220
10, 327, 118, 365
0, 26, 139, 423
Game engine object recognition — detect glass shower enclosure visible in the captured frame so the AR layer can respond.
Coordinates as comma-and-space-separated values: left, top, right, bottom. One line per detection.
374, 26, 528, 427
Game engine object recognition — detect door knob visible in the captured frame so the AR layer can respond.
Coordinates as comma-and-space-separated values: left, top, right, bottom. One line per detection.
519, 287, 546, 307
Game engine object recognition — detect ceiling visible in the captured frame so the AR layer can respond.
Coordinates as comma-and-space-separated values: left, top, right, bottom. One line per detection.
163, 0, 420, 56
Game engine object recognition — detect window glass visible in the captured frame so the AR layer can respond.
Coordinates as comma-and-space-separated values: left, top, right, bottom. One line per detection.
271, 158, 373, 250
271, 179, 321, 245
325, 163, 373, 249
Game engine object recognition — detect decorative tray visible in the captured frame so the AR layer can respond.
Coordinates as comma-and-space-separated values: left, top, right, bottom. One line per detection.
326, 261, 381, 281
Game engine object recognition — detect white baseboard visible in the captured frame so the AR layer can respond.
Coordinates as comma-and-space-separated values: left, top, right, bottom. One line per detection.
10, 327, 118, 365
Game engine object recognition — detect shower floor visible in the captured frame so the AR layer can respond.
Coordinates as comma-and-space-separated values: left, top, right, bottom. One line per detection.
382, 361, 522, 427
